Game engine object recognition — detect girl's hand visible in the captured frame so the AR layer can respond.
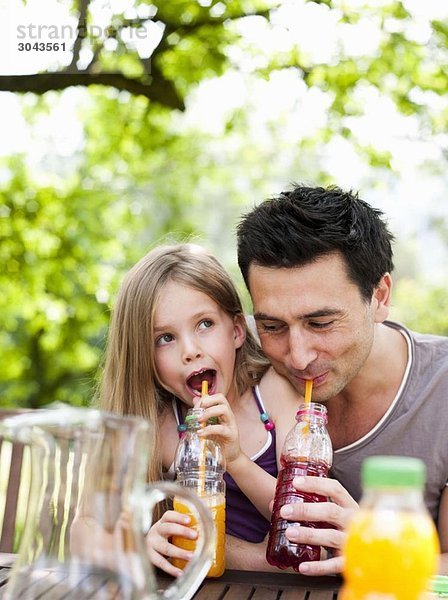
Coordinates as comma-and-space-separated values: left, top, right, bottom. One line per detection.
145, 510, 197, 577
194, 393, 242, 464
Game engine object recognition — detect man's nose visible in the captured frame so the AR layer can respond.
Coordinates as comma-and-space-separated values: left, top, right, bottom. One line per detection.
288, 330, 318, 371
181, 337, 203, 363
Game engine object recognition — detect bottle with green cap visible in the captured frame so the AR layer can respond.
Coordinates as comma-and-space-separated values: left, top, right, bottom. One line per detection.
428, 575, 448, 598
341, 455, 439, 600
171, 407, 226, 577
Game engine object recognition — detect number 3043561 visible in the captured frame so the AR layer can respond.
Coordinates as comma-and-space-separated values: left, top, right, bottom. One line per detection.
18, 42, 66, 51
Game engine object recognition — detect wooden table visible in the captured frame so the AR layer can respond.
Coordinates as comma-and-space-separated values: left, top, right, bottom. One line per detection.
0, 555, 342, 598
190, 569, 341, 599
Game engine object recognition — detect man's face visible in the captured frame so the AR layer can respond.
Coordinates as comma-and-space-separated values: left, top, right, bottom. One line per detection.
248, 253, 387, 402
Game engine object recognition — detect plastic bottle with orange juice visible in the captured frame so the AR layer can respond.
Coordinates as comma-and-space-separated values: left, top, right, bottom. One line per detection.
341, 455, 439, 600
172, 406, 226, 577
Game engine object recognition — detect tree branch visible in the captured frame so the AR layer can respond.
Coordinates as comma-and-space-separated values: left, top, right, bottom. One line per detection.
66, 0, 90, 73
158, 6, 276, 30
85, 40, 104, 72
0, 73, 184, 109
1, 2, 275, 106
156, 6, 276, 55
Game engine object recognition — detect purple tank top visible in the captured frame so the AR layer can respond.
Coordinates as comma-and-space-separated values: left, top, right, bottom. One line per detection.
174, 388, 277, 543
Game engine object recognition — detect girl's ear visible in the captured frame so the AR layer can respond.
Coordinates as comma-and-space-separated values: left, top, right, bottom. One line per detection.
233, 314, 246, 350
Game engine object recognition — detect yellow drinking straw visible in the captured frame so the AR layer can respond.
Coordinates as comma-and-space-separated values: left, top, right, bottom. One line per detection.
304, 379, 313, 405
303, 379, 313, 434
198, 380, 208, 496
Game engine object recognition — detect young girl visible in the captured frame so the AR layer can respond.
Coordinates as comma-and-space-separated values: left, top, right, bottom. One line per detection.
100, 243, 299, 575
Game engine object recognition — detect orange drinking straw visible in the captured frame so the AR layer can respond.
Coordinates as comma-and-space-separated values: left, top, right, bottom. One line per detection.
199, 380, 208, 496
304, 379, 313, 405
303, 379, 313, 434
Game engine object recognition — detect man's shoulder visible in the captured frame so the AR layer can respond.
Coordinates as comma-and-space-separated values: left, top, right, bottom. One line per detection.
385, 319, 448, 351
385, 320, 448, 387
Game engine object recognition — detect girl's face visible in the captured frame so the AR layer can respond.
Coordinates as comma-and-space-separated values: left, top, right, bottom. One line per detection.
153, 280, 246, 406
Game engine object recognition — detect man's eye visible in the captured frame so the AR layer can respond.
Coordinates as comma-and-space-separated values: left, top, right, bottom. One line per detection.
259, 322, 285, 333
199, 319, 213, 330
309, 321, 334, 330
156, 333, 173, 346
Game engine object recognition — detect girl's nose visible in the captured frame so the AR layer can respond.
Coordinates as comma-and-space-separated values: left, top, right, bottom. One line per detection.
181, 339, 203, 363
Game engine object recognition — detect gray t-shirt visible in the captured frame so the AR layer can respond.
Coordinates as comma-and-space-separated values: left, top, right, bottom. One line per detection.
330, 320, 448, 525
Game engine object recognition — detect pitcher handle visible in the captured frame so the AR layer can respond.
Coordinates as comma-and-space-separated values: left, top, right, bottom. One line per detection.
143, 481, 214, 600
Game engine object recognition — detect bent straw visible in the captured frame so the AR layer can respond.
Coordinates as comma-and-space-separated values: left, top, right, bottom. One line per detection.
198, 380, 208, 496
303, 379, 313, 434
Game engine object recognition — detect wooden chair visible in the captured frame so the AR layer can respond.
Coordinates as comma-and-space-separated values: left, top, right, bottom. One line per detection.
0, 408, 96, 557
0, 409, 31, 553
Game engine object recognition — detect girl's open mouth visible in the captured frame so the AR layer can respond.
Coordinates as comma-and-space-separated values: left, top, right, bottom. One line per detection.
186, 369, 216, 396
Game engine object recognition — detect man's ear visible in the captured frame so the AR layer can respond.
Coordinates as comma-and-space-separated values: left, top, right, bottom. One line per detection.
233, 315, 246, 349
373, 273, 392, 323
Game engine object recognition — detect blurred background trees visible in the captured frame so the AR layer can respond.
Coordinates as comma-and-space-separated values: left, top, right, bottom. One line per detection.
1, 0, 448, 407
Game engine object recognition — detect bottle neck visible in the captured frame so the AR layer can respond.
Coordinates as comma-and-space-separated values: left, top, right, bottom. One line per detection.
361, 486, 427, 512
185, 407, 205, 431
296, 414, 327, 426
296, 402, 328, 426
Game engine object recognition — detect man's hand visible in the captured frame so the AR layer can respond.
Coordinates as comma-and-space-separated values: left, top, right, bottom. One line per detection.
280, 476, 358, 576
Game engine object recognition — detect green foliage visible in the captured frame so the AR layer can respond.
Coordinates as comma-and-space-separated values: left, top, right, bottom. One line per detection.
392, 279, 448, 336
158, 24, 237, 91
1, 0, 448, 408
0, 156, 126, 407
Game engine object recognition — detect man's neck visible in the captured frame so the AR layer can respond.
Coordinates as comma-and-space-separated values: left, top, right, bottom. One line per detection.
326, 322, 409, 450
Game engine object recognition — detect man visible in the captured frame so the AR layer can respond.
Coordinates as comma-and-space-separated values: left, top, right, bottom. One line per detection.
236, 185, 448, 575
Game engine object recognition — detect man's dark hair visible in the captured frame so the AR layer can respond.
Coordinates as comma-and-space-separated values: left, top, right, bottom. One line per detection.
236, 185, 394, 301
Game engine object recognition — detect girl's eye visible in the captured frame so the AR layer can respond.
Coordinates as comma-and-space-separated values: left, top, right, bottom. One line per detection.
199, 319, 213, 330
155, 333, 174, 347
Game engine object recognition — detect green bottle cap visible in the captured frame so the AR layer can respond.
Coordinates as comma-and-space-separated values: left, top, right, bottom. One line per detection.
185, 413, 199, 424
185, 414, 218, 426
430, 575, 448, 595
185, 407, 205, 424
362, 456, 426, 489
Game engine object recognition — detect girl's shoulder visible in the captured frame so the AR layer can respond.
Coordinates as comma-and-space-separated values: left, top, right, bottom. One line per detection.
258, 366, 300, 399
258, 367, 300, 423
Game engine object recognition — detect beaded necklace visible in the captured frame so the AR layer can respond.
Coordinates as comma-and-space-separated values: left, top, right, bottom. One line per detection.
176, 387, 274, 437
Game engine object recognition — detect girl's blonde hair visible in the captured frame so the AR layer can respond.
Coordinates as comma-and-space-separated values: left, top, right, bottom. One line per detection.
100, 244, 269, 483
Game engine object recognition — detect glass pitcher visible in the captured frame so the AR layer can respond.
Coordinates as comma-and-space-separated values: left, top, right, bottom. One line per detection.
0, 405, 214, 599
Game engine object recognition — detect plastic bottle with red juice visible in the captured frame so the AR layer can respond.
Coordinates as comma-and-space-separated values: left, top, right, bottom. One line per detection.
266, 402, 333, 570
